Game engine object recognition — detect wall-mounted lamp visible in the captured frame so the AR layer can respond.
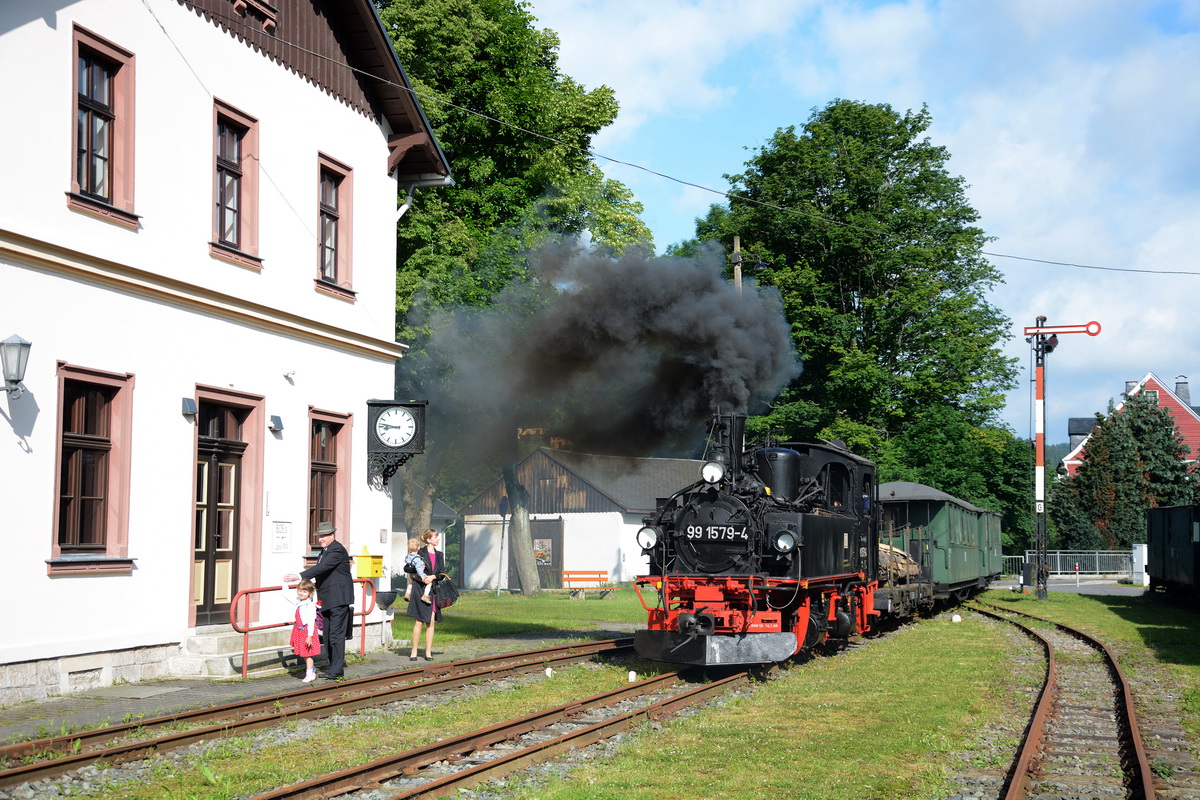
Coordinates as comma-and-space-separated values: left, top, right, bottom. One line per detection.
2, 335, 32, 399
268, 415, 284, 432
182, 397, 198, 417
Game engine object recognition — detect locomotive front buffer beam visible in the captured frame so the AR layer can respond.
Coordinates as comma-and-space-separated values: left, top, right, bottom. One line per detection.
633, 629, 799, 666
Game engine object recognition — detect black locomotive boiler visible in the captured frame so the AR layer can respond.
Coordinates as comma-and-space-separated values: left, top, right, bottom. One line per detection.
633, 414, 883, 666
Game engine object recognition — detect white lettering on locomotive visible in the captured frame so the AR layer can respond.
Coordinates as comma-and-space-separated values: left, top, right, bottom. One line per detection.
684, 525, 748, 541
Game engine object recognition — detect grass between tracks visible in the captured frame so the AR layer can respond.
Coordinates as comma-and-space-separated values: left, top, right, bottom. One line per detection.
509, 614, 1025, 800
77, 661, 656, 800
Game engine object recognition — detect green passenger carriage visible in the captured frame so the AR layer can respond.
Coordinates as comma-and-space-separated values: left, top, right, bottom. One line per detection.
878, 482, 1002, 601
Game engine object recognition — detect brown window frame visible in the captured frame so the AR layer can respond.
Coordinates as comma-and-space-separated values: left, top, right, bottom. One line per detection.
68, 25, 137, 230
314, 154, 354, 301
308, 408, 352, 551
210, 99, 261, 270
49, 363, 135, 575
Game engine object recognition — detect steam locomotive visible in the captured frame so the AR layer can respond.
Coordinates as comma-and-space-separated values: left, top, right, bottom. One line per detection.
632, 414, 1000, 666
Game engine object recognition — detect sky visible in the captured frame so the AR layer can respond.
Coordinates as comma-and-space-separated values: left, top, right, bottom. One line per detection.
523, 0, 1200, 445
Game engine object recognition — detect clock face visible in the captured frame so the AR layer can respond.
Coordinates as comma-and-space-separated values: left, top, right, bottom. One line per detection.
375, 406, 417, 448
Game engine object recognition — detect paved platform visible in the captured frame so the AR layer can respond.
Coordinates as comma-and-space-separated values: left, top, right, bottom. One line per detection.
991, 577, 1149, 597
0, 623, 638, 746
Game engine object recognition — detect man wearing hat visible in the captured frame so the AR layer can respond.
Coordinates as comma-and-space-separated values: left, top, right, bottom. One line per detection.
286, 522, 353, 680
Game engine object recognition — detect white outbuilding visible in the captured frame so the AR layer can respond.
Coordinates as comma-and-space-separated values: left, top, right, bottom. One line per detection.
458, 448, 702, 590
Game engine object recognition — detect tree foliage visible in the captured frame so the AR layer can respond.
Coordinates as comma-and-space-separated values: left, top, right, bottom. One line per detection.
1051, 391, 1197, 548
376, 0, 652, 343
683, 99, 1025, 538
879, 406, 1033, 551
377, 2, 656, 588
690, 100, 1016, 446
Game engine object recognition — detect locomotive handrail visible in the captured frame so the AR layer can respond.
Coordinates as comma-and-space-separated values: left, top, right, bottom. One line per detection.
229, 579, 378, 678
633, 579, 662, 612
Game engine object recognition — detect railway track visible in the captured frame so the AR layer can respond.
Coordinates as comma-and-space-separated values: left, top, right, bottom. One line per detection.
0, 638, 631, 788
969, 602, 1155, 800
249, 668, 747, 799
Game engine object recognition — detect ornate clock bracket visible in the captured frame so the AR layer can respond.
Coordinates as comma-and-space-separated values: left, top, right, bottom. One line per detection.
367, 451, 414, 491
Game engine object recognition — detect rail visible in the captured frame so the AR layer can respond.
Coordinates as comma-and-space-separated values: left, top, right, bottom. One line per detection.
229, 579, 379, 678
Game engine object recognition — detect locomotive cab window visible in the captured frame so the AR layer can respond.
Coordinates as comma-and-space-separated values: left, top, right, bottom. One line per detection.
825, 462, 850, 512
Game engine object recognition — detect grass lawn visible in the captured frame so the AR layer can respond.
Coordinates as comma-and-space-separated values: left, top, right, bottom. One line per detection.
394, 588, 649, 645
510, 613, 1027, 800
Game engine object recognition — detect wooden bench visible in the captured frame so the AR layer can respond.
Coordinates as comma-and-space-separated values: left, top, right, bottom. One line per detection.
562, 570, 615, 599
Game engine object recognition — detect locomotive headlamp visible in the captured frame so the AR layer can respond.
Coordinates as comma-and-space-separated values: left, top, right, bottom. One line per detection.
700, 461, 725, 484
636, 526, 660, 550
773, 531, 796, 553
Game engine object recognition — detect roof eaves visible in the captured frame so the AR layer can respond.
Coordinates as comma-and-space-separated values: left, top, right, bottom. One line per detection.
346, 0, 452, 181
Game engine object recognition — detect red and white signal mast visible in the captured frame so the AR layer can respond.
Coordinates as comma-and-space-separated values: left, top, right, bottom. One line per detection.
1023, 317, 1101, 600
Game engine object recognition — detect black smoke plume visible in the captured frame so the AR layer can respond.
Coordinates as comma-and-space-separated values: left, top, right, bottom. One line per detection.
402, 241, 799, 461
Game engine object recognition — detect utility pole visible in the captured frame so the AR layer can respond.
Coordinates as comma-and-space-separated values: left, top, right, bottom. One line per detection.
732, 235, 742, 293
1022, 317, 1101, 600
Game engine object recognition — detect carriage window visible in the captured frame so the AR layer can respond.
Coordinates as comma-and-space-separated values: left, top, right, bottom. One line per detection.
861, 474, 872, 515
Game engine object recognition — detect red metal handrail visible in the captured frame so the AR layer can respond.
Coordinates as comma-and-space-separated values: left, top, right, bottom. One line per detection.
229, 579, 378, 678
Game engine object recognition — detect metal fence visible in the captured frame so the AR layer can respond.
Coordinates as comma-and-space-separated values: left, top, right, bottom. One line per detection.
1016, 550, 1134, 576
1002, 555, 1025, 576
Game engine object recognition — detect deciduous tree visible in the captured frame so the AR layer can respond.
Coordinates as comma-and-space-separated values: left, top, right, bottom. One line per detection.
689, 100, 1016, 449
682, 100, 1023, 538
378, 0, 653, 591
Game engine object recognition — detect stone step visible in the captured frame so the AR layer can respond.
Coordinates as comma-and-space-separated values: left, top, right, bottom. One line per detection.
183, 627, 293, 656
172, 622, 393, 678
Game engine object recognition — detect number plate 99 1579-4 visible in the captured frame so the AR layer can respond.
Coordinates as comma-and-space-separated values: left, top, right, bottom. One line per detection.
684, 525, 747, 541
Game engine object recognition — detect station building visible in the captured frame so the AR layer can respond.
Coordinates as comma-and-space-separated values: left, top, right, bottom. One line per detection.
0, 0, 450, 703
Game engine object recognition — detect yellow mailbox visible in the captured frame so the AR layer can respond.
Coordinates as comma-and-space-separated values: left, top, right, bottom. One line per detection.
355, 546, 384, 578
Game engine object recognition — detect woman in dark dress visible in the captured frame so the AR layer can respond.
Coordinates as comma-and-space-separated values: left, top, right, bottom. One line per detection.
406, 529, 442, 660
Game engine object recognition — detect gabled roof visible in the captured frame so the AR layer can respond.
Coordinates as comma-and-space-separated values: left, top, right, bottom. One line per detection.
879, 481, 989, 513
180, 0, 450, 182
1062, 372, 1200, 475
460, 448, 703, 517
547, 450, 703, 514
1068, 417, 1098, 436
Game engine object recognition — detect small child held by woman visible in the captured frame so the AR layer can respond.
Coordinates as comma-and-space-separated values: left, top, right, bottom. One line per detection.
281, 578, 321, 682
403, 537, 433, 604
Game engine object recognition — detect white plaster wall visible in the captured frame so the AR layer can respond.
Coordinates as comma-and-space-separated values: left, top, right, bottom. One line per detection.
0, 0, 399, 330
1, 0, 403, 665
1, 262, 397, 664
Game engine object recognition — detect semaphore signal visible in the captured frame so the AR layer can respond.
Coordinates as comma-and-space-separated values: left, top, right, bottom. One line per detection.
1023, 316, 1101, 600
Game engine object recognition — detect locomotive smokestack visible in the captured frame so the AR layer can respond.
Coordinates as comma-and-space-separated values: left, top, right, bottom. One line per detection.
728, 414, 745, 479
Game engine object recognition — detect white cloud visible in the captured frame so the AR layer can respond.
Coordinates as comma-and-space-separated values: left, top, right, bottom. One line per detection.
530, 0, 815, 142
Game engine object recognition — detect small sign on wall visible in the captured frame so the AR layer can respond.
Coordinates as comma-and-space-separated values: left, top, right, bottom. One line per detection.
273, 522, 292, 553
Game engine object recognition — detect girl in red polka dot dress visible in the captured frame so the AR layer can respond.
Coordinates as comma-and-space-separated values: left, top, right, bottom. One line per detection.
282, 578, 322, 682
